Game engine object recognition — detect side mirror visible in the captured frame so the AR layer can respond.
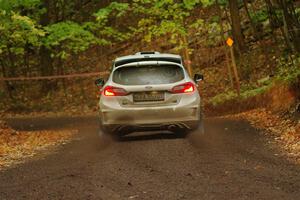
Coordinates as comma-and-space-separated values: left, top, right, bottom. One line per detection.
95, 78, 105, 87
194, 74, 204, 83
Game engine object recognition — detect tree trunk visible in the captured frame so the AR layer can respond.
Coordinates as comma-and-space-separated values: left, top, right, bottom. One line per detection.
40, 0, 55, 91
265, 0, 294, 51
228, 0, 247, 52
23, 43, 30, 77
265, 0, 281, 29
278, 0, 300, 52
216, 0, 234, 88
243, 0, 260, 39
182, 35, 193, 77
229, 46, 241, 96
0, 59, 14, 99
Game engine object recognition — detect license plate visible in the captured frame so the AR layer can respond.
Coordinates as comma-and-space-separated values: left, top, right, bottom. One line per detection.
133, 92, 165, 102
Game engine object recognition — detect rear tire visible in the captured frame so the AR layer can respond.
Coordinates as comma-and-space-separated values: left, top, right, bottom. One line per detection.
99, 128, 123, 141
199, 119, 205, 135
99, 119, 119, 140
174, 128, 189, 138
199, 110, 205, 135
188, 116, 205, 136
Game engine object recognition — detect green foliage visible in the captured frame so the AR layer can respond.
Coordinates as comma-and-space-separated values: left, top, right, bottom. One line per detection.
210, 84, 272, 106
184, 0, 200, 9
0, 11, 45, 57
94, 2, 129, 25
0, 0, 41, 11
43, 21, 99, 59
0, 0, 133, 62
200, 0, 215, 7
296, 7, 300, 15
216, 0, 227, 6
132, 0, 218, 51
0, 0, 45, 20
0, 0, 218, 63
92, 2, 131, 42
241, 85, 270, 99
0, 0, 45, 65
250, 9, 268, 24
211, 53, 300, 107
275, 55, 300, 83
210, 90, 238, 106
132, 0, 194, 42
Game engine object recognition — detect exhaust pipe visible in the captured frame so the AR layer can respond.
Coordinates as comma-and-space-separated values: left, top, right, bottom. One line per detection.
168, 124, 177, 131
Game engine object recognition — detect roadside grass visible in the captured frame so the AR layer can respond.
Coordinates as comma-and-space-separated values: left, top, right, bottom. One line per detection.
210, 84, 272, 106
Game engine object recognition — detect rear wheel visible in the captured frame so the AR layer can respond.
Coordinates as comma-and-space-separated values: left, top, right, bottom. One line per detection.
199, 110, 205, 135
199, 118, 205, 135
174, 128, 189, 138
99, 118, 115, 138
98, 121, 108, 138
186, 111, 205, 135
190, 120, 205, 135
99, 127, 123, 141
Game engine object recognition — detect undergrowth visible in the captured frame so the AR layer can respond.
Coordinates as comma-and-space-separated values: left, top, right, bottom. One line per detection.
210, 54, 300, 106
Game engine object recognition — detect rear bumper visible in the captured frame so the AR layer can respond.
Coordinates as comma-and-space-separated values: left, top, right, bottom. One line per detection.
101, 104, 200, 122
99, 105, 201, 133
99, 91, 201, 133
100, 120, 200, 134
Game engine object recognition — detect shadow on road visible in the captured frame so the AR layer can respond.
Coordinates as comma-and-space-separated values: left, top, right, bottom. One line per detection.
118, 131, 186, 142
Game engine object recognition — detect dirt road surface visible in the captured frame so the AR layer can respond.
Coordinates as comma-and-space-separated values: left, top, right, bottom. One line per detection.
0, 116, 300, 200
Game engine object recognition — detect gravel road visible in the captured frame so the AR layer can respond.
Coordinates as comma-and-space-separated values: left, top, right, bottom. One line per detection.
0, 116, 300, 200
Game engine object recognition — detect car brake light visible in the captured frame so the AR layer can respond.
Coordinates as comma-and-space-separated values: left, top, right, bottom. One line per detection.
171, 82, 195, 94
103, 86, 128, 96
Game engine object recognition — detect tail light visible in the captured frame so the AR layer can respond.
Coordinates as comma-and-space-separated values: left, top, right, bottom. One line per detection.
103, 86, 128, 96
171, 82, 195, 94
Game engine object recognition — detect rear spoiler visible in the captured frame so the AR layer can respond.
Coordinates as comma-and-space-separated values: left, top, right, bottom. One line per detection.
114, 57, 182, 67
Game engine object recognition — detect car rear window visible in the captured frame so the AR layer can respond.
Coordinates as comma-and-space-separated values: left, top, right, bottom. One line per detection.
112, 65, 185, 85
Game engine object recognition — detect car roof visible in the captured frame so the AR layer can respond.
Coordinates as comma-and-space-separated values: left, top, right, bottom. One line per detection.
114, 52, 182, 68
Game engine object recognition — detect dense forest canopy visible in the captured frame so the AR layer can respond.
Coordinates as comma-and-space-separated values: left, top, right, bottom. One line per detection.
0, 0, 299, 111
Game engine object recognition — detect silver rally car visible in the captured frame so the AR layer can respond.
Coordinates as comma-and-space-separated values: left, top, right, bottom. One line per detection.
95, 52, 204, 137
